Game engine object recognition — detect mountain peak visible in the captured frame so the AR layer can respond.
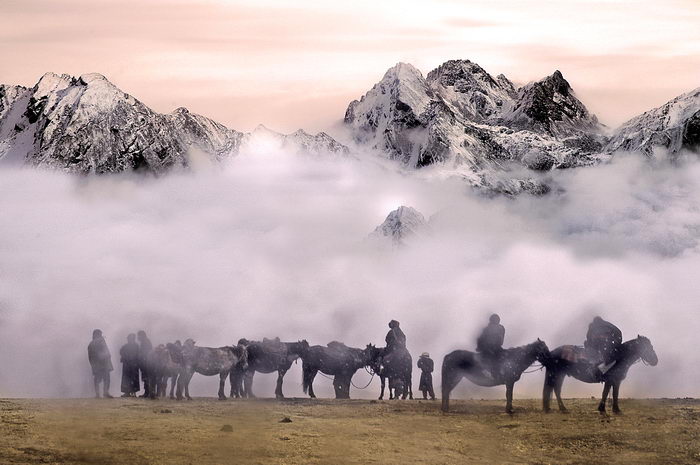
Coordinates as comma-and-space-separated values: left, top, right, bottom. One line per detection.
370, 206, 429, 246
78, 73, 110, 85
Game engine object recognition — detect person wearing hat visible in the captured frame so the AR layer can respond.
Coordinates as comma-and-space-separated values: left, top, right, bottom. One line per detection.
385, 320, 406, 354
476, 314, 505, 380
417, 352, 435, 400
87, 329, 114, 398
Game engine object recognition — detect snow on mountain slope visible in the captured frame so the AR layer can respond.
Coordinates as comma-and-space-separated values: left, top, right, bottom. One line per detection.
344, 60, 606, 193
369, 205, 430, 246
606, 87, 700, 156
0, 73, 349, 173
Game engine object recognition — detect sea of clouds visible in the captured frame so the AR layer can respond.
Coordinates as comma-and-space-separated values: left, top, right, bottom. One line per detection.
0, 148, 698, 400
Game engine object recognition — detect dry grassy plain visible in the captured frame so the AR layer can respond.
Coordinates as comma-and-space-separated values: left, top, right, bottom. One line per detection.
1, 397, 698, 465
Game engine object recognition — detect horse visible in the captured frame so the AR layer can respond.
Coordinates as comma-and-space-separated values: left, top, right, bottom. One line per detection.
146, 343, 182, 399
176, 339, 248, 400
242, 338, 309, 399
542, 335, 658, 415
441, 339, 550, 414
301, 342, 380, 399
370, 346, 413, 400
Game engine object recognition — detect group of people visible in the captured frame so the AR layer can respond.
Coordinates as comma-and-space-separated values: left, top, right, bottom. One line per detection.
87, 329, 157, 399
474, 313, 623, 379
88, 315, 623, 399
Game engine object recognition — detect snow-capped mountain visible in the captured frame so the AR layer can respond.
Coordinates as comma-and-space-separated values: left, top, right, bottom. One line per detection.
369, 206, 430, 246
606, 87, 700, 156
344, 60, 605, 190
0, 73, 348, 173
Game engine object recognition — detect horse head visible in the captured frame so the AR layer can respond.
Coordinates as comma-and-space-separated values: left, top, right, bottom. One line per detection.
636, 335, 658, 366
532, 338, 551, 363
363, 344, 383, 373
233, 343, 249, 371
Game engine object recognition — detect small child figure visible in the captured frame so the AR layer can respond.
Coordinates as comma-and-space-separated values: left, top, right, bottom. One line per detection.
417, 352, 436, 400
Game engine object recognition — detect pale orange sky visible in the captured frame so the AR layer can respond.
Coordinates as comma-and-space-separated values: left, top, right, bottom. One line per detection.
1, 0, 699, 133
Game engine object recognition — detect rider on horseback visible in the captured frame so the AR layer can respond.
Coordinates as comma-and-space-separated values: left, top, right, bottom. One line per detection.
385, 320, 406, 353
584, 316, 622, 375
476, 314, 505, 380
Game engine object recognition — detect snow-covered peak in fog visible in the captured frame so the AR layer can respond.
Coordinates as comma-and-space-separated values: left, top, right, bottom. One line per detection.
370, 205, 430, 246
0, 73, 349, 174
606, 87, 700, 156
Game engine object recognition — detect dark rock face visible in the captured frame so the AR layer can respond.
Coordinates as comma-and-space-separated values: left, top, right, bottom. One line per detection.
606, 87, 700, 157
506, 71, 600, 137
683, 110, 700, 152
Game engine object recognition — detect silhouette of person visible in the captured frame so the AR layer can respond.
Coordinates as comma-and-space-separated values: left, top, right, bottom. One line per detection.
87, 329, 113, 398
119, 333, 140, 397
137, 330, 153, 397
584, 316, 622, 374
476, 314, 505, 379
385, 320, 406, 353
417, 352, 435, 400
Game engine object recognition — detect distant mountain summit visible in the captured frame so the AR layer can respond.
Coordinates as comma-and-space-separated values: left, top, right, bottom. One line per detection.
0, 73, 348, 173
1, 64, 699, 193
369, 206, 430, 246
606, 87, 700, 156
344, 60, 607, 193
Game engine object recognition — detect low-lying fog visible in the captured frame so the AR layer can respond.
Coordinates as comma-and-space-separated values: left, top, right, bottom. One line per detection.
0, 149, 698, 400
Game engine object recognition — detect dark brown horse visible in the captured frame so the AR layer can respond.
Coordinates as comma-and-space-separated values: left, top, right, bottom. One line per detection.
370, 346, 413, 400
441, 339, 550, 414
242, 338, 309, 399
301, 342, 380, 399
543, 335, 658, 414
176, 339, 248, 400
147, 343, 182, 399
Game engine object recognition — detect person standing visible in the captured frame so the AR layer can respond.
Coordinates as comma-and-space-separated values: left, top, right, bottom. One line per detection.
137, 330, 153, 397
417, 352, 435, 400
87, 329, 114, 398
119, 333, 140, 397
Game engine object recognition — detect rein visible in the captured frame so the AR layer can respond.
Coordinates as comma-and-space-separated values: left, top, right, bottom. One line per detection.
522, 363, 545, 374
351, 372, 375, 390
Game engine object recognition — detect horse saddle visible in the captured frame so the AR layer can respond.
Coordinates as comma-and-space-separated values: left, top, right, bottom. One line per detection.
560, 345, 601, 364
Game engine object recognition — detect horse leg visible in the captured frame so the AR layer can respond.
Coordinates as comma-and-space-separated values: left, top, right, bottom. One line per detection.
244, 371, 255, 399
553, 373, 568, 413
275, 369, 287, 399
170, 375, 177, 399
612, 382, 622, 414
307, 370, 318, 399
229, 371, 236, 398
505, 381, 514, 414
441, 370, 461, 413
218, 372, 228, 400
407, 373, 413, 400
598, 382, 611, 414
378, 376, 385, 400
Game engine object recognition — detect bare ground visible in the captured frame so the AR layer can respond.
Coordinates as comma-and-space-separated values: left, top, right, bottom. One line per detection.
0, 397, 698, 465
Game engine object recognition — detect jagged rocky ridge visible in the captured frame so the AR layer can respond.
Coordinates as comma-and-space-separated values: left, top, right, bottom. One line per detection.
344, 60, 700, 193
1, 64, 699, 191
0, 73, 348, 174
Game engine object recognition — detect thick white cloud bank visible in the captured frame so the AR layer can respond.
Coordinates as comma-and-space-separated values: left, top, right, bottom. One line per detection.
0, 150, 698, 400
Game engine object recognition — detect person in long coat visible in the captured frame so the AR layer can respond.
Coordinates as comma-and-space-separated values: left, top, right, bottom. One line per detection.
119, 333, 140, 397
87, 329, 114, 398
137, 330, 153, 397
417, 352, 435, 400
